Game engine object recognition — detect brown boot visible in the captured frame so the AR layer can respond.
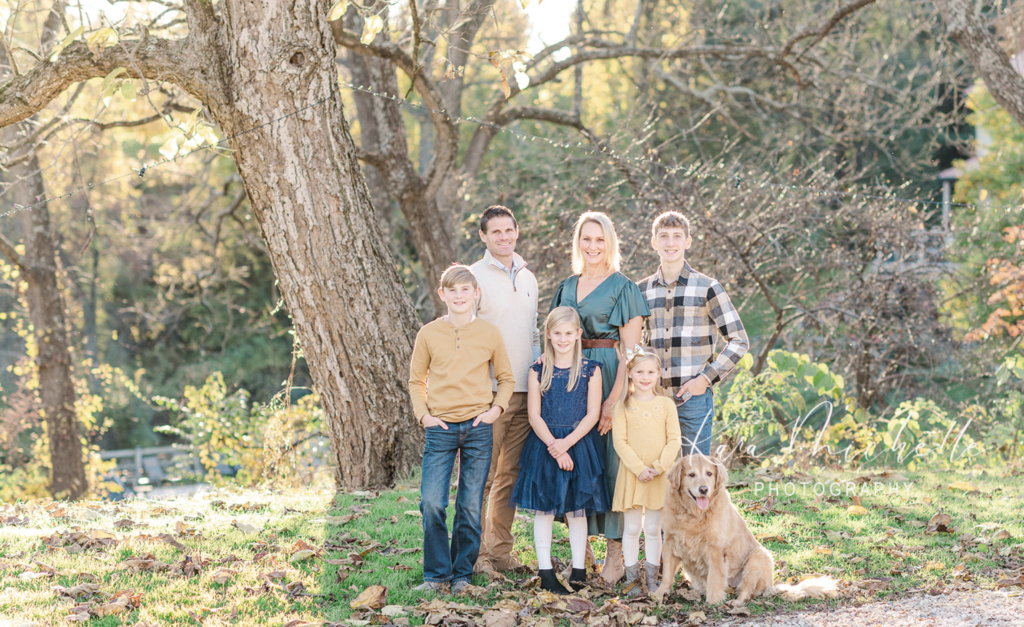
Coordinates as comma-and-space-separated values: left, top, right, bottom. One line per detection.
601, 539, 625, 584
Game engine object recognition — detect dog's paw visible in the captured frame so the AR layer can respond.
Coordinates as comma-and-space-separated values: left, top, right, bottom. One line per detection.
650, 589, 667, 605
705, 589, 727, 605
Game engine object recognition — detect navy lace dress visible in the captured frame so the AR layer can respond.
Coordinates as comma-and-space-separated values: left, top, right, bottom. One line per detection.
510, 359, 610, 517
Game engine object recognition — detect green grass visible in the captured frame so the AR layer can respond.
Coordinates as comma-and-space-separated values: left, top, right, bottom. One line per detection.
1, 467, 1022, 626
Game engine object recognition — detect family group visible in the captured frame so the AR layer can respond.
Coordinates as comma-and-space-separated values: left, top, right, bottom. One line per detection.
408, 207, 750, 596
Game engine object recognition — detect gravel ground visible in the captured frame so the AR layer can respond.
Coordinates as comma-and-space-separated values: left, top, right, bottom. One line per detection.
719, 590, 1024, 627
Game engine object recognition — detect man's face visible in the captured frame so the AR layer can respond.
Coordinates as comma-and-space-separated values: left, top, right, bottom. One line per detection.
479, 216, 519, 260
652, 227, 691, 264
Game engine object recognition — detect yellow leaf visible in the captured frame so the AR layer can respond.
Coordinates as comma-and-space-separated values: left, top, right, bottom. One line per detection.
159, 136, 179, 160
814, 546, 832, 555
948, 481, 980, 492
121, 79, 137, 102
100, 67, 127, 96
847, 505, 870, 516
289, 549, 316, 563
500, 70, 511, 98
328, 0, 349, 20
86, 27, 118, 55
360, 15, 384, 45
49, 26, 84, 62
922, 561, 945, 572
350, 584, 387, 609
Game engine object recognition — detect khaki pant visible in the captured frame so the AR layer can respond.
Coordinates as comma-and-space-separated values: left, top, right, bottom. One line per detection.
477, 392, 531, 566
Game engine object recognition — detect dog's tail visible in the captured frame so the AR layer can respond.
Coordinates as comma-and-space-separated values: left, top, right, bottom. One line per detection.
766, 576, 840, 602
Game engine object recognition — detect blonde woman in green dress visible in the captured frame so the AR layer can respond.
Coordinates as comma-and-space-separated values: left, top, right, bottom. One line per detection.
549, 211, 650, 584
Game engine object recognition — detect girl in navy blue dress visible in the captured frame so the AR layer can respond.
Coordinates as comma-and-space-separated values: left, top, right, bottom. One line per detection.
511, 306, 610, 594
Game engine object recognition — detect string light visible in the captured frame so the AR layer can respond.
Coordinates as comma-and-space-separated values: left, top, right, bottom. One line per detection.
0, 81, 1018, 220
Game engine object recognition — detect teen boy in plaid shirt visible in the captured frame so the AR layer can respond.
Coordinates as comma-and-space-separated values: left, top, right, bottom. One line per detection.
636, 211, 749, 456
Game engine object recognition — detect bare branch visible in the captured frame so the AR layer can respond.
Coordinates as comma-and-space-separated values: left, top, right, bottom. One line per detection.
0, 38, 201, 130
778, 0, 878, 61
0, 231, 25, 271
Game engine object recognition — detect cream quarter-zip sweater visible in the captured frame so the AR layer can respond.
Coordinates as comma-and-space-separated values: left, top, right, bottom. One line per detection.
471, 251, 541, 393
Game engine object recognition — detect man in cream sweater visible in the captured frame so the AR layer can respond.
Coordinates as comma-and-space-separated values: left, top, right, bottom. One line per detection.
471, 205, 541, 573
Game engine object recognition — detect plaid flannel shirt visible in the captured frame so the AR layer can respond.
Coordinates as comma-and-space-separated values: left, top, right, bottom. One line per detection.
637, 262, 749, 397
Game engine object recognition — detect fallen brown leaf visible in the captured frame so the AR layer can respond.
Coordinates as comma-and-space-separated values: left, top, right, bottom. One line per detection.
350, 584, 387, 610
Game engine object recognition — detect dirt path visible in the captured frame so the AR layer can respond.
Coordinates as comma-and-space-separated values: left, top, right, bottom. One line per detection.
715, 589, 1024, 627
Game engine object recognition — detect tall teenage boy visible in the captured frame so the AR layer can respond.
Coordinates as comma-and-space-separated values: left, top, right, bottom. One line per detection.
409, 265, 516, 594
636, 212, 749, 456
471, 206, 541, 573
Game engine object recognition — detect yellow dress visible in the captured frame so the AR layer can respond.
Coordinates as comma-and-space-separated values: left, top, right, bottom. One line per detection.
611, 395, 682, 512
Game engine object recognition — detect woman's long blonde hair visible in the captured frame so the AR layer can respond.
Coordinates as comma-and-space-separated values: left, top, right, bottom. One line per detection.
571, 211, 621, 274
616, 348, 664, 412
539, 307, 584, 394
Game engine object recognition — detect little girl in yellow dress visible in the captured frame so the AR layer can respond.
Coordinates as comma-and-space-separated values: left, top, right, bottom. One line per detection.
611, 346, 681, 595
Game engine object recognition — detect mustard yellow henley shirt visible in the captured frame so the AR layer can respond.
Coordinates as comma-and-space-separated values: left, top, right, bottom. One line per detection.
408, 317, 515, 423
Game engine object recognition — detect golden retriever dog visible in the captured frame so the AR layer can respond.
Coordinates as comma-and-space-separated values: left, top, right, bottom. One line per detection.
652, 454, 774, 605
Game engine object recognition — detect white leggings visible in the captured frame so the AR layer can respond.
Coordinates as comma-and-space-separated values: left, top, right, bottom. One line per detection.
622, 507, 663, 567
534, 512, 589, 570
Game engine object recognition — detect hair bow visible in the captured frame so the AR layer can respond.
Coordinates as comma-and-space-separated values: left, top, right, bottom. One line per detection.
624, 344, 647, 361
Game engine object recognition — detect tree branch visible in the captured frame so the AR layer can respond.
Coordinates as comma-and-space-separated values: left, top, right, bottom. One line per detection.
0, 38, 202, 130
0, 231, 25, 271
779, 0, 878, 62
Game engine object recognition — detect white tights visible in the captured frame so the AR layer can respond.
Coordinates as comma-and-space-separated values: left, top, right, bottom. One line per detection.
622, 507, 663, 567
534, 512, 589, 570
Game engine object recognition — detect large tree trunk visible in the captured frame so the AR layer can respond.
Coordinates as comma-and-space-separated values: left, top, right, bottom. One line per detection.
200, 0, 423, 486
0, 0, 426, 487
1, 138, 88, 500
337, 12, 451, 316
935, 0, 1024, 128
0, 6, 87, 500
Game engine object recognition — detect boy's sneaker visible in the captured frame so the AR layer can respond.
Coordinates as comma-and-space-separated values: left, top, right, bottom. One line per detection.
413, 581, 445, 594
450, 580, 472, 595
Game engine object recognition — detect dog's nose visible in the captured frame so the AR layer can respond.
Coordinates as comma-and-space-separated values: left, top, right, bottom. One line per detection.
698, 486, 709, 495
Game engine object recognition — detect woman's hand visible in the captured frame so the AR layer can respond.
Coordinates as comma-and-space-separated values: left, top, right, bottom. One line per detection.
547, 439, 570, 458
637, 468, 657, 483
597, 400, 614, 435
556, 453, 575, 472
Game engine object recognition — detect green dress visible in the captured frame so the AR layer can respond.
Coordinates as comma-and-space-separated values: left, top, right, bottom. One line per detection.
550, 272, 650, 539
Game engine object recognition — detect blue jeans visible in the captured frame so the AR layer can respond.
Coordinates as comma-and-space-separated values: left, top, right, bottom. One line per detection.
420, 421, 493, 584
678, 389, 714, 456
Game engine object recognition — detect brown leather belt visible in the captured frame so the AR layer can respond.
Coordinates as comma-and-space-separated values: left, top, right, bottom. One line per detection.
582, 339, 618, 349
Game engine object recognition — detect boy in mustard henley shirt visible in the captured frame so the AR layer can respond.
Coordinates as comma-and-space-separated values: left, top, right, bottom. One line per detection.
409, 265, 515, 594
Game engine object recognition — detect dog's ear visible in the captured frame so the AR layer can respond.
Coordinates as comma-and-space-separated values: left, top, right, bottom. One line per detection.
668, 456, 686, 493
710, 456, 728, 496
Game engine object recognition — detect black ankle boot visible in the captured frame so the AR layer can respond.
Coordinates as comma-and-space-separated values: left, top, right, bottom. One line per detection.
568, 567, 588, 591
538, 569, 570, 595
